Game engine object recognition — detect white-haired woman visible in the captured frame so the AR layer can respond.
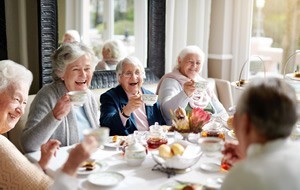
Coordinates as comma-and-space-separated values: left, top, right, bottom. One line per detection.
157, 45, 227, 125
0, 60, 98, 189
100, 56, 165, 136
62, 29, 81, 43
96, 39, 126, 70
22, 42, 99, 153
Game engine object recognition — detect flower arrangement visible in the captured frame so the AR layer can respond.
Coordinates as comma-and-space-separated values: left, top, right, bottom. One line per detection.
170, 107, 211, 133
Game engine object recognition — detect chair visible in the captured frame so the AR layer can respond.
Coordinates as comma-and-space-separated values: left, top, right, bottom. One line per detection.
208, 78, 234, 111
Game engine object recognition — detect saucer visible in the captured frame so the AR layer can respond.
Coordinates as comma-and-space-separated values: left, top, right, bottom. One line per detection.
200, 163, 221, 172
88, 171, 125, 186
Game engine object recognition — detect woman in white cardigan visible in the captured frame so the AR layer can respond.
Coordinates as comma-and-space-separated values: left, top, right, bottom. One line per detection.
0, 60, 98, 189
157, 45, 227, 125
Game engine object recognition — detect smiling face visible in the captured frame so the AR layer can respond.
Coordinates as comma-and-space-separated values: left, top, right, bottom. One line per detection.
118, 62, 143, 95
178, 53, 202, 80
0, 83, 29, 134
62, 54, 93, 92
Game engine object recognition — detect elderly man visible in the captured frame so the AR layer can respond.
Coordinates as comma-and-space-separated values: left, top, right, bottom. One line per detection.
221, 78, 300, 190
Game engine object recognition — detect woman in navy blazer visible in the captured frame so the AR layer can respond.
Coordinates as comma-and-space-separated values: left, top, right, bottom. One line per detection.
100, 56, 166, 136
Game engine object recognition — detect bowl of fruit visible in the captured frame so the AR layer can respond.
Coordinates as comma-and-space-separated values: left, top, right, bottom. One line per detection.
152, 140, 203, 170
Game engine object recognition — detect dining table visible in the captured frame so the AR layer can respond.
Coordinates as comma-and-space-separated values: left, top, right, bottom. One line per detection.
25, 131, 234, 190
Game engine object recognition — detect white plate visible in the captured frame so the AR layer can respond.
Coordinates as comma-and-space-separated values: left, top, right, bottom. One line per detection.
227, 130, 236, 139
77, 161, 108, 175
88, 171, 125, 187
286, 73, 300, 81
104, 136, 126, 148
200, 163, 220, 172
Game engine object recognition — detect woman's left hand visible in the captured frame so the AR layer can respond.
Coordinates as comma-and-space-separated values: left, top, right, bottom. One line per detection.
38, 139, 61, 171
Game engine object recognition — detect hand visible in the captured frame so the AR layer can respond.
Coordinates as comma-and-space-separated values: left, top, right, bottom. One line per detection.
62, 136, 99, 176
122, 92, 143, 116
38, 139, 61, 171
183, 80, 196, 97
221, 141, 245, 166
52, 94, 71, 120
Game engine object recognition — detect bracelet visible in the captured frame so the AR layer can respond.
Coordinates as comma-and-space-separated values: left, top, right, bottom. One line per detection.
121, 109, 130, 118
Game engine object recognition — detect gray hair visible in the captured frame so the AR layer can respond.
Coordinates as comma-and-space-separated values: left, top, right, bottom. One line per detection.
51, 42, 98, 80
102, 39, 126, 60
0, 60, 33, 93
236, 78, 298, 140
177, 45, 205, 72
115, 56, 145, 80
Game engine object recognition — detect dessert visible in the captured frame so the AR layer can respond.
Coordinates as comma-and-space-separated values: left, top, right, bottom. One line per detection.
227, 115, 234, 129
294, 72, 300, 78
80, 160, 96, 171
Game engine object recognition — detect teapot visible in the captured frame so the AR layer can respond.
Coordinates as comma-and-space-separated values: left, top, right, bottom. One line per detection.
201, 121, 225, 140
124, 134, 147, 166
146, 122, 168, 149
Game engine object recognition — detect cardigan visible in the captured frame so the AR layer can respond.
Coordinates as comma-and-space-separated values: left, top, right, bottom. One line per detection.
21, 80, 99, 153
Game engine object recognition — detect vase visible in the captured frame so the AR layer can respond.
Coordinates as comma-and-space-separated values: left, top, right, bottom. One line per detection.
179, 132, 190, 141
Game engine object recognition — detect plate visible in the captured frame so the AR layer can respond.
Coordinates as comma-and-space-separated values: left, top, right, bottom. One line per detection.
227, 130, 236, 139
160, 181, 204, 190
104, 136, 126, 148
286, 73, 300, 81
88, 171, 125, 187
200, 163, 221, 172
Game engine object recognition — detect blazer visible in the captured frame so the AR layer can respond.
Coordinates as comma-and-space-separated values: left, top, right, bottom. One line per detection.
100, 85, 166, 136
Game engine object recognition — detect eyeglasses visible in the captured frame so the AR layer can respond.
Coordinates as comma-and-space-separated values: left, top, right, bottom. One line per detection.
121, 71, 144, 78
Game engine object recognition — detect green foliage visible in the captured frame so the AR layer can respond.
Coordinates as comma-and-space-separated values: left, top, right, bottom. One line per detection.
96, 20, 134, 35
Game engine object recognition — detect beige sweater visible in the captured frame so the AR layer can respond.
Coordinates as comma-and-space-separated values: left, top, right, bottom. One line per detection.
0, 135, 53, 189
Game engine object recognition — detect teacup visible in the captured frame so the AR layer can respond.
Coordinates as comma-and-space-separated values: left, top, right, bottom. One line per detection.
194, 81, 208, 91
198, 137, 223, 153
67, 91, 88, 106
141, 94, 158, 106
83, 127, 110, 145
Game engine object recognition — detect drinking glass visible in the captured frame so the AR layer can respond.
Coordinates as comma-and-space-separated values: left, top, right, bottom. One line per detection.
83, 127, 110, 148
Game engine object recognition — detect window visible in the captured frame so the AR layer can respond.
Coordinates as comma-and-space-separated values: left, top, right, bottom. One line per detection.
249, 0, 300, 77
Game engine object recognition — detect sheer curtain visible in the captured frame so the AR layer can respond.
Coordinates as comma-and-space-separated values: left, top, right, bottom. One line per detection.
165, 0, 212, 78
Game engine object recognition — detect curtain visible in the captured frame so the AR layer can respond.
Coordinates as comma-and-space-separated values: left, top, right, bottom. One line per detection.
165, 0, 212, 78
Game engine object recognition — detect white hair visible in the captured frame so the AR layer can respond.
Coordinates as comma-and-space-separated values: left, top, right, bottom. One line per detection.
64, 30, 81, 42
51, 42, 98, 80
0, 60, 33, 93
102, 39, 126, 60
115, 56, 145, 80
177, 45, 205, 72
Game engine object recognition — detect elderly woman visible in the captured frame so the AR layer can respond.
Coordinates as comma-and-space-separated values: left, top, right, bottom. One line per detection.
62, 29, 80, 43
157, 45, 227, 125
0, 60, 98, 189
221, 78, 300, 190
95, 39, 126, 70
100, 56, 165, 136
21, 42, 99, 153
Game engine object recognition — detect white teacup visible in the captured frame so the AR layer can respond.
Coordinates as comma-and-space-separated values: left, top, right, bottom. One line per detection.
83, 127, 110, 145
194, 81, 208, 91
198, 137, 223, 153
67, 91, 88, 106
141, 94, 158, 106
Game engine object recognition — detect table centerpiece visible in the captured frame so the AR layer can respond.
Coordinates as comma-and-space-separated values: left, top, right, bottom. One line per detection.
170, 107, 211, 140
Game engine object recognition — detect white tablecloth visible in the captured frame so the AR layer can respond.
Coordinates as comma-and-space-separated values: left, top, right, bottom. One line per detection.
26, 135, 231, 190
